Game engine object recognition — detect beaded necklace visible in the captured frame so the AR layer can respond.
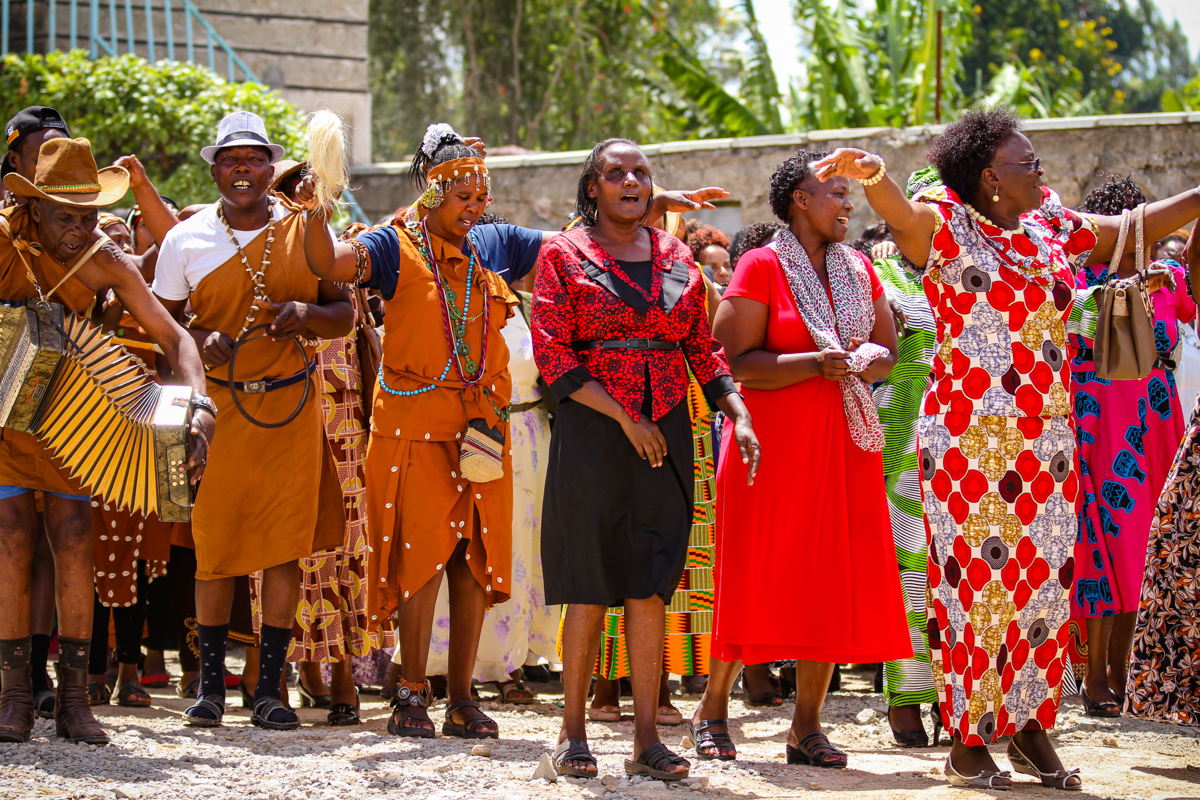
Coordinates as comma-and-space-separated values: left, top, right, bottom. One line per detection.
418, 220, 488, 385
217, 197, 276, 340
376, 221, 510, 421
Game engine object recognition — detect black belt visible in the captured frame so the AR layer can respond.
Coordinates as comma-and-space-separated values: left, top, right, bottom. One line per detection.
1074, 347, 1175, 373
573, 339, 680, 351
208, 358, 317, 393
509, 398, 543, 414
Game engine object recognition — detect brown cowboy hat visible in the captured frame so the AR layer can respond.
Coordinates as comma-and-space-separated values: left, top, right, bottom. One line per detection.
269, 159, 306, 193
4, 137, 128, 207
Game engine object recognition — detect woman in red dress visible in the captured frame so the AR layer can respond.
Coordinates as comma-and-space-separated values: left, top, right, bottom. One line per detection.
694, 150, 913, 768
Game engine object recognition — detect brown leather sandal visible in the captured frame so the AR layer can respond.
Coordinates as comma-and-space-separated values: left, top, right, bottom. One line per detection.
492, 679, 536, 705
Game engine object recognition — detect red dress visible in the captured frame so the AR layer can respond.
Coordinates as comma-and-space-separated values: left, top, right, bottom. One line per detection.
712, 246, 913, 664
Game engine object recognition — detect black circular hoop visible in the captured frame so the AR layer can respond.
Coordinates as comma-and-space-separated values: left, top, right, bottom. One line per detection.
227, 323, 311, 429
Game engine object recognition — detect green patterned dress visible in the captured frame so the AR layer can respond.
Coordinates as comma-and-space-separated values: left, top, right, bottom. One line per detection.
873, 255, 938, 707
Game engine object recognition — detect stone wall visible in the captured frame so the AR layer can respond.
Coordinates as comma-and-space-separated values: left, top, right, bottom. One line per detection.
349, 112, 1200, 235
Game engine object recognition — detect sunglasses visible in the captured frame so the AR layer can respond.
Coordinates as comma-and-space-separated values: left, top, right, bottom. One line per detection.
989, 158, 1041, 172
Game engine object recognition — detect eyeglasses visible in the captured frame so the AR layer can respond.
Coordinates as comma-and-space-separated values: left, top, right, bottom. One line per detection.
989, 158, 1041, 172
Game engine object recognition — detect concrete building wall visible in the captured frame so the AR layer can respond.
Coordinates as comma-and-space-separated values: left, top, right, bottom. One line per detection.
348, 113, 1200, 235
18, 0, 373, 164
191, 0, 372, 164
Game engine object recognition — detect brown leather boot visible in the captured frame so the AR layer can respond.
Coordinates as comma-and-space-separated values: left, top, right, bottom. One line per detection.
0, 666, 35, 742
54, 663, 109, 745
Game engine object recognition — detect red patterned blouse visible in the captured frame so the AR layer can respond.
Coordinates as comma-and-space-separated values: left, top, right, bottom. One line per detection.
531, 226, 736, 422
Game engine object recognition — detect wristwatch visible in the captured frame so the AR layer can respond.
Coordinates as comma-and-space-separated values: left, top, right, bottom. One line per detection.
191, 392, 218, 419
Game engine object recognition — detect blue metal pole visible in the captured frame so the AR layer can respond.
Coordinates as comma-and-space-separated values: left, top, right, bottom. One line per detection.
27, 0, 34, 52
3, 0, 10, 56
71, 0, 78, 50
163, 0, 172, 60
124, 0, 133, 54
184, 3, 192, 63
109, 0, 117, 55
48, 0, 56, 51
90, 0, 98, 56
206, 17, 213, 72
143, 0, 153, 61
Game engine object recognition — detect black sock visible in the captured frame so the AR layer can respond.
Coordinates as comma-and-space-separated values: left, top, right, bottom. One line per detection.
29, 635, 50, 689
196, 623, 229, 703
0, 636, 32, 671
255, 624, 293, 703
57, 637, 90, 671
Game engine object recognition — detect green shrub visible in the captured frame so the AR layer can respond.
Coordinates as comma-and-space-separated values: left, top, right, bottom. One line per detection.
0, 50, 306, 207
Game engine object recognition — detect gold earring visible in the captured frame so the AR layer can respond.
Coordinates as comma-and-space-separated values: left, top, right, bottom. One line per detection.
992, 186, 1000, 203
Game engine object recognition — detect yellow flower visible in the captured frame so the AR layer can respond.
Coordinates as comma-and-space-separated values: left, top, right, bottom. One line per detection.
1030, 48, 1043, 61
1058, 54, 1067, 63
1059, 19, 1069, 28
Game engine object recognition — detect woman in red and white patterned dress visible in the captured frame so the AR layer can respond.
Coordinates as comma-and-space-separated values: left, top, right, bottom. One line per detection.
813, 108, 1200, 790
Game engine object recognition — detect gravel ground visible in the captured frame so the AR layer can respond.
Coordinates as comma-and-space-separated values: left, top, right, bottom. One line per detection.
2, 664, 1197, 800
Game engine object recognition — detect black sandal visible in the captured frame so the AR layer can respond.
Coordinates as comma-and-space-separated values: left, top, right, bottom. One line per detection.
786, 731, 848, 769
387, 682, 434, 738
183, 695, 225, 728
1080, 688, 1121, 718
442, 699, 498, 740
554, 739, 598, 778
116, 680, 152, 708
87, 681, 111, 707
688, 717, 736, 761
251, 696, 301, 731
176, 678, 200, 700
33, 687, 55, 720
625, 742, 690, 781
328, 692, 361, 727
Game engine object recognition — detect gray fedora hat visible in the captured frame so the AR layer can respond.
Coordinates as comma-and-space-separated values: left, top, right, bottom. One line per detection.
201, 110, 286, 165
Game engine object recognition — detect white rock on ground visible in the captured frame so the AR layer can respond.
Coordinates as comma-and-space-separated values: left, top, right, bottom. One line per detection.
0, 663, 1196, 800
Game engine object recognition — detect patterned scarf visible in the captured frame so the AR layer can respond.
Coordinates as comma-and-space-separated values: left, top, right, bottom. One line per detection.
771, 227, 888, 452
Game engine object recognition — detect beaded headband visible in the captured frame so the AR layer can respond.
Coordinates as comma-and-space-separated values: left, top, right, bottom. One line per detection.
419, 156, 493, 209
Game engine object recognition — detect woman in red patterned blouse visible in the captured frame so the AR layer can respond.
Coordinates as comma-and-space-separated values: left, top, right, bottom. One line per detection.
532, 139, 760, 781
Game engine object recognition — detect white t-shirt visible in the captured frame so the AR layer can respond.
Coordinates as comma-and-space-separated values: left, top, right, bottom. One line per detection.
152, 202, 290, 301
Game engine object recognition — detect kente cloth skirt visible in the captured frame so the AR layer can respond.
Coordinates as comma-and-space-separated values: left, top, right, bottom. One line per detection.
542, 396, 692, 608
920, 413, 1077, 746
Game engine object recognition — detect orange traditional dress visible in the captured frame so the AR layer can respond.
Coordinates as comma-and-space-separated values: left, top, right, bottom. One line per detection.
0, 205, 98, 497
351, 213, 521, 632
152, 200, 343, 581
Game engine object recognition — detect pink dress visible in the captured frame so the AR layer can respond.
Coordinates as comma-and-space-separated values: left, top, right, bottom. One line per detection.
1069, 260, 1196, 617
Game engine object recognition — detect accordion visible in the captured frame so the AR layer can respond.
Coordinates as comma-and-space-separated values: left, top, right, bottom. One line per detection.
0, 300, 194, 521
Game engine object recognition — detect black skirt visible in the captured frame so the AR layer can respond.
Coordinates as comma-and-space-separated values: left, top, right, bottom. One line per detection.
541, 395, 693, 607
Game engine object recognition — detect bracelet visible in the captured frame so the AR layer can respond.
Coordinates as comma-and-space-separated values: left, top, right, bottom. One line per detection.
859, 156, 887, 187
191, 391, 218, 419
348, 239, 370, 285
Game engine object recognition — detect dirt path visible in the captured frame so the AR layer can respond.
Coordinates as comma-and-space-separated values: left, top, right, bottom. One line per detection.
1, 666, 1196, 800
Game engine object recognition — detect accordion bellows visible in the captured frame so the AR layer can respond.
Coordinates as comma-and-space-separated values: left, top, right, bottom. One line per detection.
0, 301, 193, 521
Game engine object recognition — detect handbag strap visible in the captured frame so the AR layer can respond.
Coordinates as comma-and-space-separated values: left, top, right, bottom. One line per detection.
1108, 208, 1130, 282
1133, 202, 1147, 278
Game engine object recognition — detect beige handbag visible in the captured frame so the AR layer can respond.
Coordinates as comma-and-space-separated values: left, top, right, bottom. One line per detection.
1093, 204, 1157, 380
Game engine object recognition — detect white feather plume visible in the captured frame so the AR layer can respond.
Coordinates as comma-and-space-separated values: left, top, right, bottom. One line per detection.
421, 123, 461, 157
304, 109, 349, 211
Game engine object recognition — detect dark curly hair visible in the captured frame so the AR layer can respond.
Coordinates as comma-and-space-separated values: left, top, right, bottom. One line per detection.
848, 220, 892, 256
688, 224, 731, 260
769, 148, 831, 223
1080, 172, 1146, 216
575, 137, 644, 226
476, 211, 508, 226
729, 221, 783, 267
926, 107, 1023, 202
408, 126, 478, 190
